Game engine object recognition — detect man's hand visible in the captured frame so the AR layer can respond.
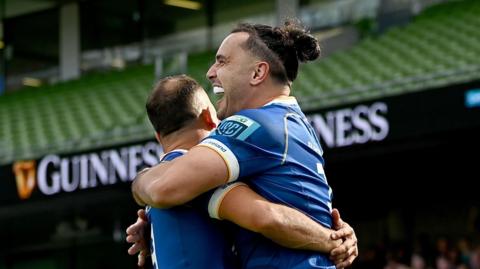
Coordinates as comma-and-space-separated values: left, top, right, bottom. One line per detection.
329, 208, 358, 268
126, 209, 150, 267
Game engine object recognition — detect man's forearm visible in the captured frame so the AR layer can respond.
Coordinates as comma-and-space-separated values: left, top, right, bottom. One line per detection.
255, 202, 342, 252
218, 185, 341, 253
133, 146, 230, 208
131, 168, 154, 206
131, 163, 173, 207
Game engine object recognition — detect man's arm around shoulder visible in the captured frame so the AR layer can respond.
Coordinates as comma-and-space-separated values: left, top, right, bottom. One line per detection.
132, 146, 229, 208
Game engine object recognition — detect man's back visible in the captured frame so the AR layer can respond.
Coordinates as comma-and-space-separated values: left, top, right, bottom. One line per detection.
147, 150, 236, 269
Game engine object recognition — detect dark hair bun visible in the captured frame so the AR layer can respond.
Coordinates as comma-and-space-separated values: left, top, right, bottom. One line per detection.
293, 33, 320, 62
283, 21, 321, 62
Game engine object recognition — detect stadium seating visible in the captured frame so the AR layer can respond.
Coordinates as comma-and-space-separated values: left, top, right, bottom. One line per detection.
295, 0, 480, 110
0, 66, 153, 163
1, 0, 479, 164
0, 51, 218, 164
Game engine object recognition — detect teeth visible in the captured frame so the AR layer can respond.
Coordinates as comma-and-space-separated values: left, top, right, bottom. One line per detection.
213, 86, 224, 95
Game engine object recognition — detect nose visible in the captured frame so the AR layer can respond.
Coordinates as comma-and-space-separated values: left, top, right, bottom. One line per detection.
206, 64, 216, 81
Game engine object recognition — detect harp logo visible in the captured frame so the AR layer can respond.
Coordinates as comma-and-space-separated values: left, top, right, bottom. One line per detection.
13, 161, 37, 200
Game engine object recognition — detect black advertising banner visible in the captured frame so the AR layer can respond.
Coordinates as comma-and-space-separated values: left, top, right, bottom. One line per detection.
305, 80, 480, 151
0, 140, 162, 205
1, 81, 479, 205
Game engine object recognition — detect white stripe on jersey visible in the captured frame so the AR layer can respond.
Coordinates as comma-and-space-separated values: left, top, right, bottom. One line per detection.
198, 138, 240, 183
150, 222, 158, 269
208, 182, 248, 219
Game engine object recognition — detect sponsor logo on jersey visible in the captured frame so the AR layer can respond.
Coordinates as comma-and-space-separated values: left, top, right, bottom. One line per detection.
217, 121, 247, 137
202, 139, 228, 152
215, 115, 260, 140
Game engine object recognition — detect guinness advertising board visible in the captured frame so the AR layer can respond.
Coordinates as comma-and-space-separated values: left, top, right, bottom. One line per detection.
1, 81, 479, 204
305, 81, 480, 154
0, 141, 163, 205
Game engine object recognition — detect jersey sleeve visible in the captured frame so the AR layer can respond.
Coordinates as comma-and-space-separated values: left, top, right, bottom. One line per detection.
196, 113, 285, 183
207, 182, 248, 219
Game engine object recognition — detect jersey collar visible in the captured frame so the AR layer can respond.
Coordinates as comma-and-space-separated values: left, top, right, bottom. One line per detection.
263, 96, 298, 107
169, 149, 188, 154
160, 149, 188, 162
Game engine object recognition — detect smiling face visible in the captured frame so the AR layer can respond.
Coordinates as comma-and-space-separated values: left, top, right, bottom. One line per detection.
206, 32, 258, 120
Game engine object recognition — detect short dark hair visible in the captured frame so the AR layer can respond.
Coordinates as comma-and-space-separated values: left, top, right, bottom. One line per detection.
146, 75, 201, 136
231, 20, 320, 84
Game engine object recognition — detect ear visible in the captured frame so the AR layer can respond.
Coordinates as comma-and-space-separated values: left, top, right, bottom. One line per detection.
200, 107, 218, 130
250, 61, 269, 86
154, 132, 162, 144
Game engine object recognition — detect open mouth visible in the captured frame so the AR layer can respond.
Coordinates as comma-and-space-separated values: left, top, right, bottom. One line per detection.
213, 86, 225, 108
213, 86, 224, 95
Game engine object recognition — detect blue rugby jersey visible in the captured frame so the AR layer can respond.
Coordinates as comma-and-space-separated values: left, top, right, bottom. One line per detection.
198, 97, 336, 269
146, 149, 237, 269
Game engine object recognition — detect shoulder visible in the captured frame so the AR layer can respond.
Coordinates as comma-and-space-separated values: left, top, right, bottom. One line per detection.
214, 112, 262, 141
218, 108, 285, 137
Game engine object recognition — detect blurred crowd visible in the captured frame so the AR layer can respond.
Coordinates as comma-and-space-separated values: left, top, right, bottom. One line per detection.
355, 236, 480, 269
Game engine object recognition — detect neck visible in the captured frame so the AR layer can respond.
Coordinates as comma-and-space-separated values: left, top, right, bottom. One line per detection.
161, 127, 208, 153
250, 84, 291, 108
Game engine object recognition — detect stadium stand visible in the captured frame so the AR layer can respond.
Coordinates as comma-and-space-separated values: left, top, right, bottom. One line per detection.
0, 51, 215, 165
0, 65, 155, 164
0, 0, 479, 165
296, 0, 480, 110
